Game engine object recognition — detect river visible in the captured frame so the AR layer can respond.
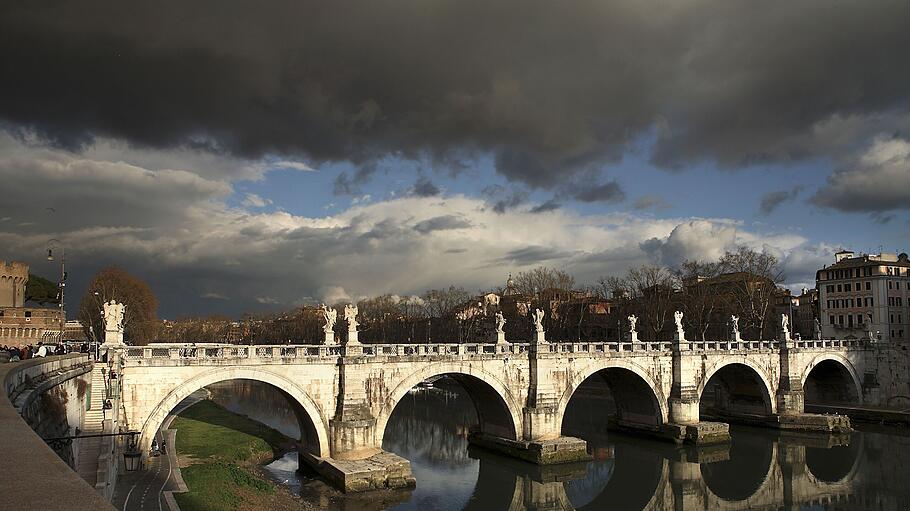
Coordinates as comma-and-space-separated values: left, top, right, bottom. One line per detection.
206, 378, 910, 510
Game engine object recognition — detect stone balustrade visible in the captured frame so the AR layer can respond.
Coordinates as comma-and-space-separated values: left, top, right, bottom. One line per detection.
119, 337, 868, 365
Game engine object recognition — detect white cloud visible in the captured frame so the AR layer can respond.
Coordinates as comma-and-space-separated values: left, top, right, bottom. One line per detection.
0, 137, 832, 316
242, 193, 272, 208
812, 136, 910, 213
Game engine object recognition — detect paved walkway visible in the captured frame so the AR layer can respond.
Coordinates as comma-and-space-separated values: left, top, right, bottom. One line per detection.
111, 430, 176, 511
111, 391, 208, 511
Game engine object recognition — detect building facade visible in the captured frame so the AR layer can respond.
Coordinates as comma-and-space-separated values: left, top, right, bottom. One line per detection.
817, 250, 910, 342
0, 260, 65, 346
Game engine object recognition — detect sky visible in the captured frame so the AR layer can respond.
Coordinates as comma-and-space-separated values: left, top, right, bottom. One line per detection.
1, 1, 909, 318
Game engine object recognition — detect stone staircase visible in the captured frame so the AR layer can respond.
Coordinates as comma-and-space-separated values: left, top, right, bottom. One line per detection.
76, 365, 106, 485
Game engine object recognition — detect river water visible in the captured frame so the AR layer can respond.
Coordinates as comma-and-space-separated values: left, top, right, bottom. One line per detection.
206, 378, 910, 510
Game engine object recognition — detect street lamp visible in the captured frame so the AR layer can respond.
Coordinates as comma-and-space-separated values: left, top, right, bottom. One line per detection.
46, 239, 66, 343
123, 433, 142, 471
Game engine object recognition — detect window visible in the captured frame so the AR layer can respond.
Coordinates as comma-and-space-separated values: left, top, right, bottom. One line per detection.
870, 298, 874, 307
838, 284, 843, 292
24, 311, 31, 317
891, 314, 894, 323
866, 281, 872, 291
845, 283, 852, 292
839, 315, 845, 325
827, 285, 835, 293
889, 281, 893, 289
848, 315, 854, 327
830, 315, 835, 325
858, 314, 864, 325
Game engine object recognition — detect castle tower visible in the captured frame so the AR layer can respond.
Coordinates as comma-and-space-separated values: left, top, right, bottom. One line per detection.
0, 260, 29, 308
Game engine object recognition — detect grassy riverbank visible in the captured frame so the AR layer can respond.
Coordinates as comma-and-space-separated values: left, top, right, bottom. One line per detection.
171, 400, 305, 511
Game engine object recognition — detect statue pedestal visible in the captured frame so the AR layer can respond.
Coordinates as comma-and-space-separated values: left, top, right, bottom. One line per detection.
533, 331, 547, 344
347, 329, 360, 346
731, 332, 742, 343
675, 331, 686, 343
324, 331, 336, 346
496, 331, 508, 344
629, 331, 639, 343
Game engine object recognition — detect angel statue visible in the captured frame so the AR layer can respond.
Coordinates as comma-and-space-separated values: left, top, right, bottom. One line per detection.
781, 314, 790, 335
103, 300, 125, 332
731, 315, 740, 338
674, 310, 684, 335
322, 304, 337, 333
344, 304, 359, 331
531, 308, 545, 333
628, 314, 638, 333
495, 311, 506, 333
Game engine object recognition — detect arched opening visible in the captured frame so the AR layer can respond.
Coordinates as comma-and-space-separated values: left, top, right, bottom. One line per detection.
700, 363, 773, 420
806, 440, 860, 484
562, 367, 665, 439
203, 379, 322, 457
138, 370, 329, 459
572, 442, 665, 510
379, 373, 519, 509
700, 431, 773, 501
804, 359, 860, 406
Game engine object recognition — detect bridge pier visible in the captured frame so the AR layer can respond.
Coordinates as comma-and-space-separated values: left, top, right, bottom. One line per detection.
301, 355, 416, 493
472, 343, 591, 464
666, 339, 732, 445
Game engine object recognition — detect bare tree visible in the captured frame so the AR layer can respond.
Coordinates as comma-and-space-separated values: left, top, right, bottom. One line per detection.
674, 260, 722, 341
512, 267, 575, 296
717, 247, 785, 339
625, 265, 678, 340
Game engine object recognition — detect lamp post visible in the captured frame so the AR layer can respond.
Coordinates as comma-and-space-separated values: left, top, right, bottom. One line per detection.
46, 239, 66, 343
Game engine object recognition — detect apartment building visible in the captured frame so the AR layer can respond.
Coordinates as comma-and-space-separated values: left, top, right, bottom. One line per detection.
817, 250, 910, 342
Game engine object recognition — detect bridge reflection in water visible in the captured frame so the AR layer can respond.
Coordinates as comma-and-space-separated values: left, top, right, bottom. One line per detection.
206, 378, 909, 511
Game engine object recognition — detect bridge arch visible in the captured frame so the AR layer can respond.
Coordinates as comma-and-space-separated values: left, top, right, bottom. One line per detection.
375, 362, 523, 445
805, 437, 863, 486
698, 359, 776, 416
801, 354, 862, 406
557, 359, 669, 431
137, 367, 330, 457
700, 435, 777, 507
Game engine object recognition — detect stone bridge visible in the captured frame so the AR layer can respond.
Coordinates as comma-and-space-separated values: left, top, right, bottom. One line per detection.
115, 336, 869, 491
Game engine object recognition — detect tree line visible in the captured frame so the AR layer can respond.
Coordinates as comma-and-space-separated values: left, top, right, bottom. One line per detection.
76, 247, 787, 345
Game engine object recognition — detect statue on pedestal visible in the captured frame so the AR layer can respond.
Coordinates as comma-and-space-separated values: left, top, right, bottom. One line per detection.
531, 308, 545, 333
102, 300, 126, 345
343, 304, 360, 346
674, 310, 685, 341
495, 311, 506, 333
495, 311, 507, 344
731, 315, 741, 342
781, 314, 791, 341
322, 305, 337, 345
344, 304, 359, 331
322, 305, 337, 333
628, 314, 639, 342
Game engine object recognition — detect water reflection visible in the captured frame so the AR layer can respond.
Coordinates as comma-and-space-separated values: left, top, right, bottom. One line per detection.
205, 378, 910, 510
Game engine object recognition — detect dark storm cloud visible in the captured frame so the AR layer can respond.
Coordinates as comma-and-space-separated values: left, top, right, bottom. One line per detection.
413, 215, 472, 234
409, 176, 441, 197
500, 246, 576, 266
568, 180, 626, 204
759, 187, 802, 216
333, 163, 379, 196
2, 1, 910, 186
529, 199, 561, 214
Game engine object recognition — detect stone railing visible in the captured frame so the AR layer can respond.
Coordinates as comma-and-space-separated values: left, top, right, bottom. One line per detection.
0, 355, 113, 510
118, 337, 866, 365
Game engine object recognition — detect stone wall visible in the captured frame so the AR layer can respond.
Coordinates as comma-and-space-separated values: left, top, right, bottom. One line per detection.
0, 355, 112, 510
